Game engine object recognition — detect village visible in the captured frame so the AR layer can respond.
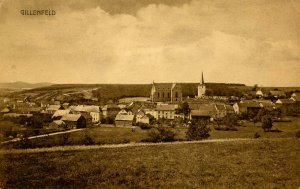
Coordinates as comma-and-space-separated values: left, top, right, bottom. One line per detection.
0, 73, 299, 144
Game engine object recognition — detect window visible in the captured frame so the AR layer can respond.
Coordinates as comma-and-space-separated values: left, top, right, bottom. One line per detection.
163, 92, 165, 98
158, 92, 160, 98
175, 92, 178, 98
168, 93, 170, 98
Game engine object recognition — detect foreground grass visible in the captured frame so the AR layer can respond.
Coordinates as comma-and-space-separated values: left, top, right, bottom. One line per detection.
0, 138, 299, 188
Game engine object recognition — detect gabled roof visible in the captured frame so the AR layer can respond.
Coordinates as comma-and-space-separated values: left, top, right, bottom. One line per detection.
70, 105, 100, 113
52, 109, 71, 118
102, 104, 120, 111
61, 114, 82, 122
1, 107, 10, 113
52, 120, 65, 126
115, 114, 134, 121
47, 105, 62, 111
291, 96, 300, 102
276, 99, 295, 104
292, 92, 300, 97
190, 104, 217, 117
153, 83, 173, 90
156, 104, 177, 111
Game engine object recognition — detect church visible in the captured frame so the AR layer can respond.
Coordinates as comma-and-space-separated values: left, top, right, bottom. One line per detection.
150, 72, 206, 102
197, 72, 206, 98
150, 82, 182, 102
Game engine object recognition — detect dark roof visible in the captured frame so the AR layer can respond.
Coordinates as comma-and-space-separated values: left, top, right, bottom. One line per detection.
190, 104, 216, 117
153, 83, 181, 90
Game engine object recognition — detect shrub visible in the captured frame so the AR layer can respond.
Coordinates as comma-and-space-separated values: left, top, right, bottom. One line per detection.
16, 135, 32, 149
214, 125, 237, 131
83, 133, 95, 145
296, 130, 300, 138
254, 132, 261, 139
186, 120, 210, 140
262, 115, 273, 132
139, 123, 152, 130
61, 133, 70, 146
146, 127, 176, 143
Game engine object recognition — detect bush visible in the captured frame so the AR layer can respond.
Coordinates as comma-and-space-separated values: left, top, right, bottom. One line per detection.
139, 123, 152, 130
146, 127, 176, 143
262, 115, 273, 132
186, 120, 210, 140
214, 125, 238, 131
83, 133, 95, 145
296, 130, 300, 138
16, 135, 32, 149
254, 132, 261, 139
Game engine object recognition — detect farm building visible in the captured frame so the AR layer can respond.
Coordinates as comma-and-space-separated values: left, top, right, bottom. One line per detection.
115, 114, 134, 127
60, 114, 86, 129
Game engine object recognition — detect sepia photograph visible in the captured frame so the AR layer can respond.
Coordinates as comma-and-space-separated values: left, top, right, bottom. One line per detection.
0, 0, 299, 188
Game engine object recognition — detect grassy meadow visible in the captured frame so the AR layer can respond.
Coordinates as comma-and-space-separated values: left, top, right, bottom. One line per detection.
2, 116, 299, 149
0, 138, 299, 188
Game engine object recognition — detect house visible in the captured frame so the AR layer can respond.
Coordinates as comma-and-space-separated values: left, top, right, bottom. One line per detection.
258, 100, 275, 111
144, 109, 158, 119
233, 101, 261, 115
269, 90, 286, 99
48, 120, 66, 130
150, 82, 182, 102
0, 107, 11, 114
256, 90, 264, 98
140, 115, 150, 124
136, 110, 146, 123
291, 95, 300, 113
70, 105, 101, 124
215, 104, 227, 119
46, 105, 64, 114
275, 99, 296, 115
291, 92, 300, 98
189, 109, 211, 122
156, 104, 178, 119
102, 104, 120, 119
52, 109, 71, 120
115, 114, 134, 127
60, 114, 86, 129
225, 105, 235, 114
118, 109, 133, 115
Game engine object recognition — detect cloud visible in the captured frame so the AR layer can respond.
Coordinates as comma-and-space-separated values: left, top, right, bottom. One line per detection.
0, 0, 299, 86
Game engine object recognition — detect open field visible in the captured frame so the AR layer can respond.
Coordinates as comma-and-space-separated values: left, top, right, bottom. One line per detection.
1, 116, 299, 149
0, 138, 299, 188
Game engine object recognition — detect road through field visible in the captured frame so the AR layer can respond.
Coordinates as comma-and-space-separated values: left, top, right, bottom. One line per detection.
0, 137, 292, 154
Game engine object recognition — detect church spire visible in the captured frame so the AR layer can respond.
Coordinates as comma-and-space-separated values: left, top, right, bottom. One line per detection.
201, 71, 204, 85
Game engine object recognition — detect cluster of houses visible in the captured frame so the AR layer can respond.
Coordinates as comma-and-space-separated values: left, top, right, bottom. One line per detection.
1, 73, 300, 130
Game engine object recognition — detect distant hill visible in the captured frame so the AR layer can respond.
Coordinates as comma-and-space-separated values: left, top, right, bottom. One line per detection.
0, 81, 53, 90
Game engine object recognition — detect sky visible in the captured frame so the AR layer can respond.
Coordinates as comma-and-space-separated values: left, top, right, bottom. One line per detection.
0, 0, 299, 86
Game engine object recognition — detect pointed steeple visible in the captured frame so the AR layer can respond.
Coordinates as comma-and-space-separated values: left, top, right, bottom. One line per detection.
201, 71, 205, 85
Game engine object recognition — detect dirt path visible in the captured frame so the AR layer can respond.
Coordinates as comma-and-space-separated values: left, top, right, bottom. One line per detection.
0, 137, 291, 154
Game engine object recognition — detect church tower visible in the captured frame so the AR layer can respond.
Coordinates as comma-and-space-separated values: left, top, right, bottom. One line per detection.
197, 71, 206, 98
